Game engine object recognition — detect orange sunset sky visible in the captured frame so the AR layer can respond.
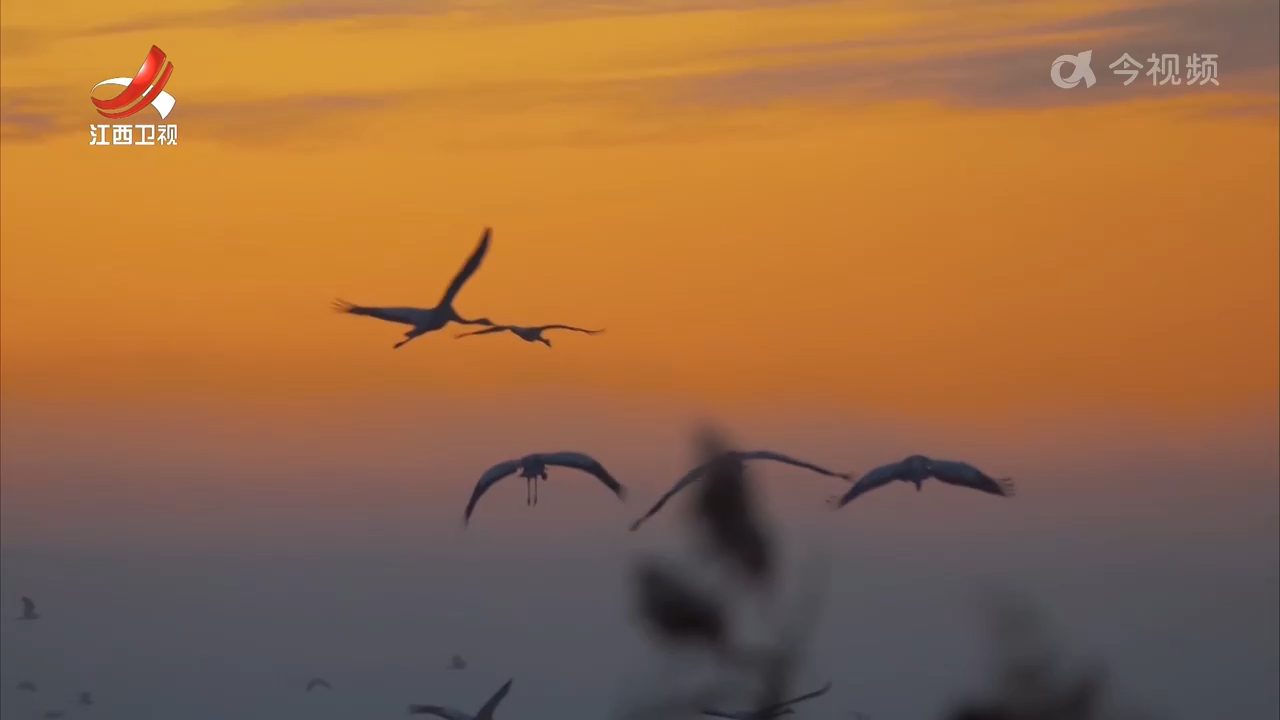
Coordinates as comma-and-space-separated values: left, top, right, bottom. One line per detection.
2, 0, 1278, 527
2, 0, 1277, 422
0, 7, 1278, 719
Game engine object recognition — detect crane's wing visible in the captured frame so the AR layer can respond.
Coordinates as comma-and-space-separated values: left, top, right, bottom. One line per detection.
629, 462, 712, 531
22, 596, 35, 614
438, 228, 491, 308
306, 678, 331, 691
332, 299, 419, 325
407, 705, 473, 720
463, 459, 523, 525
833, 461, 910, 507
455, 325, 512, 339
698, 710, 747, 719
475, 678, 513, 719
736, 450, 853, 480
761, 681, 833, 715
539, 325, 604, 335
928, 459, 1015, 497
538, 452, 627, 501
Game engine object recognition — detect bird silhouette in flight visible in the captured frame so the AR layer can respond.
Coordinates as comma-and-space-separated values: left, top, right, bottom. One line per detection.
464, 452, 626, 525
830, 455, 1014, 508
700, 681, 834, 719
448, 654, 467, 670
18, 596, 39, 620
631, 450, 852, 530
409, 677, 513, 720
455, 323, 603, 347
306, 678, 332, 692
17, 681, 37, 692
334, 227, 496, 349
78, 691, 93, 706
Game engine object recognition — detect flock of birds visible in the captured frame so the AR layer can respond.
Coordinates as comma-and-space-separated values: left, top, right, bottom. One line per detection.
333, 228, 1016, 532
11, 598, 94, 719
11, 228, 1015, 719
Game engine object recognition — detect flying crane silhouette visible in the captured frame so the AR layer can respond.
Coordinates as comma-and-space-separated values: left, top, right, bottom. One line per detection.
409, 677, 513, 720
334, 227, 496, 349
830, 455, 1014, 508
464, 452, 626, 525
631, 451, 853, 530
454, 323, 603, 347
306, 678, 332, 692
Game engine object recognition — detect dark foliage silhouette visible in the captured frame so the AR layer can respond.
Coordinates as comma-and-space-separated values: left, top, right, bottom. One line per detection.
623, 428, 831, 720
623, 429, 1160, 720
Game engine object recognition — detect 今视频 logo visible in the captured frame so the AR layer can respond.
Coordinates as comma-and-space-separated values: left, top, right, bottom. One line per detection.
89, 45, 179, 147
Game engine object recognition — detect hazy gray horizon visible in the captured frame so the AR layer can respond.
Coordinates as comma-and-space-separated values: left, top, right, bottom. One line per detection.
3, 396, 1277, 720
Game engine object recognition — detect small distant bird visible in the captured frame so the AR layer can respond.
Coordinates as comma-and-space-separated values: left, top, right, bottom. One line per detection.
17, 681, 37, 692
448, 654, 467, 670
79, 692, 93, 706
464, 452, 626, 524
701, 681, 834, 719
333, 227, 496, 350
830, 455, 1014, 508
454, 323, 603, 347
306, 678, 332, 692
18, 596, 39, 620
631, 451, 853, 530
43, 712, 65, 719
409, 677, 513, 720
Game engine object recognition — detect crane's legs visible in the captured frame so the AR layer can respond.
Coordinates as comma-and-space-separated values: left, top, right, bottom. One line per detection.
525, 478, 532, 506
394, 328, 428, 349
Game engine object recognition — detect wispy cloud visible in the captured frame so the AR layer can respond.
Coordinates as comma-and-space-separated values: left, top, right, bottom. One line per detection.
0, 87, 79, 143
0, 75, 662, 147
690, 0, 1279, 110
78, 0, 828, 36
0, 26, 54, 60
5, 0, 1274, 147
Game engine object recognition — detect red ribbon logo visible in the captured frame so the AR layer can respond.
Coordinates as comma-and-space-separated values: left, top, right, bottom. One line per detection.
91, 46, 176, 120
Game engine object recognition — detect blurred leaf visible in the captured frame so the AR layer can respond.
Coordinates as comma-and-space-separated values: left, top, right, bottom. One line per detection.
633, 559, 728, 651
748, 546, 831, 714
692, 444, 773, 585
946, 593, 1146, 720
